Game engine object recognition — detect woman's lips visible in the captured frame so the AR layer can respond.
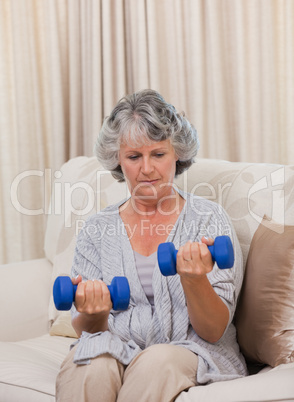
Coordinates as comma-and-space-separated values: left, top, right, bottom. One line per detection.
139, 179, 159, 185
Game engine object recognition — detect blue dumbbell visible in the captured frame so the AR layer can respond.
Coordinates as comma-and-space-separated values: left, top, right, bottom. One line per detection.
53, 276, 130, 311
157, 235, 234, 276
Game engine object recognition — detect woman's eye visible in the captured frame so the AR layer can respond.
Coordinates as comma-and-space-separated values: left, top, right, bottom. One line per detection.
127, 153, 164, 160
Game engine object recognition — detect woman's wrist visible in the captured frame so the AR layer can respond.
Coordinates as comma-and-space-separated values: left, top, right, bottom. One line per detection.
72, 311, 109, 337
180, 273, 208, 290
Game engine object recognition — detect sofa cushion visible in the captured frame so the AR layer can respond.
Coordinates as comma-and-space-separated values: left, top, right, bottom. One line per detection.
1, 335, 293, 402
176, 362, 294, 402
0, 335, 74, 401
49, 312, 78, 338
0, 258, 53, 342
235, 216, 294, 366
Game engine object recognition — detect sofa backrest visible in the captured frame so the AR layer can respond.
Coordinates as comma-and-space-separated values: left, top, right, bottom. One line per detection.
175, 158, 294, 265
44, 156, 294, 291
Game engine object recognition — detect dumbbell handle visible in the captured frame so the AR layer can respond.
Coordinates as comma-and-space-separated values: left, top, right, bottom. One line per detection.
158, 235, 234, 276
53, 276, 130, 311
172, 244, 216, 263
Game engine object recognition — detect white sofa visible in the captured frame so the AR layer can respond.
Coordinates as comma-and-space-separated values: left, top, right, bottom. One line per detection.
1, 156, 294, 402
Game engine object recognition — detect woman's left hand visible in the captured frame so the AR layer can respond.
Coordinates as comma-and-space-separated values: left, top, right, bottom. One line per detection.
176, 237, 214, 279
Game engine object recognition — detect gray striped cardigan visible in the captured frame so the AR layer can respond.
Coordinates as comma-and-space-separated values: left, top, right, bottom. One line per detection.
71, 192, 248, 384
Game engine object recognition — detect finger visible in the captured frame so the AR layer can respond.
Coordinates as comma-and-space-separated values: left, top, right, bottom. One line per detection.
177, 245, 184, 259
91, 280, 112, 313
84, 280, 95, 307
72, 275, 82, 285
191, 241, 201, 261
99, 281, 112, 309
177, 245, 188, 268
199, 242, 214, 269
182, 241, 193, 261
93, 280, 108, 303
75, 281, 86, 309
93, 280, 102, 301
92, 280, 105, 311
201, 236, 214, 246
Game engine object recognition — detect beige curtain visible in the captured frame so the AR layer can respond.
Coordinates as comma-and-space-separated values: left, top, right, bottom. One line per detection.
0, 0, 293, 264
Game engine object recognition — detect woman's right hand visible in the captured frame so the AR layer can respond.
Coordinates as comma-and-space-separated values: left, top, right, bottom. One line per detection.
71, 276, 112, 336
72, 275, 112, 316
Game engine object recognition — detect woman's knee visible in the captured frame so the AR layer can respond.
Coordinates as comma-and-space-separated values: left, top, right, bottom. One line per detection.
126, 343, 198, 378
56, 348, 124, 402
142, 344, 182, 368
119, 344, 198, 402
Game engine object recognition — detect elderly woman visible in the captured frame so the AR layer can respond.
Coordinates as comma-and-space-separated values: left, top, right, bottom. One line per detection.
56, 89, 247, 402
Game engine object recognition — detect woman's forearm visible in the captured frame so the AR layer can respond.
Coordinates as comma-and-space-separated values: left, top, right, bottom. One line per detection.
72, 312, 109, 338
70, 277, 112, 337
180, 275, 229, 343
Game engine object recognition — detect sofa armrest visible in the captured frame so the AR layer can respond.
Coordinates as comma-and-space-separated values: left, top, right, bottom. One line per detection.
0, 258, 53, 341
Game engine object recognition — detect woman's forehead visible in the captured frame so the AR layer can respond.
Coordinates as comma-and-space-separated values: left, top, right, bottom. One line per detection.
120, 139, 172, 152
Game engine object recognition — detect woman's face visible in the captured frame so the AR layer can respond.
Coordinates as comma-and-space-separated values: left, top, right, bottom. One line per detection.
119, 139, 178, 201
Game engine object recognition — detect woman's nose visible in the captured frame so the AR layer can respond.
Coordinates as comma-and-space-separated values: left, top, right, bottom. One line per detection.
141, 156, 154, 174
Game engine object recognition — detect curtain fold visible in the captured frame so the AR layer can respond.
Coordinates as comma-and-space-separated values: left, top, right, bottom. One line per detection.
1, 0, 293, 264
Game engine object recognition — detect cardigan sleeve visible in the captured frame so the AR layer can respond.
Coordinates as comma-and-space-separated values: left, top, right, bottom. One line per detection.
184, 195, 244, 330
70, 215, 103, 321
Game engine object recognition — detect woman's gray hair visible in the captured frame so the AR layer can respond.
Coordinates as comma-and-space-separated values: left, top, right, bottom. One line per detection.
94, 89, 199, 182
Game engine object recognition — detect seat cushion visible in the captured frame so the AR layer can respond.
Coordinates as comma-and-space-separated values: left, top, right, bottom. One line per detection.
0, 335, 74, 402
2, 334, 293, 402
176, 363, 294, 402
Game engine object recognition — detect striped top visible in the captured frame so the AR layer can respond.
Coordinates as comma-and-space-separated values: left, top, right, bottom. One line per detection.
70, 191, 248, 384
133, 250, 156, 310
